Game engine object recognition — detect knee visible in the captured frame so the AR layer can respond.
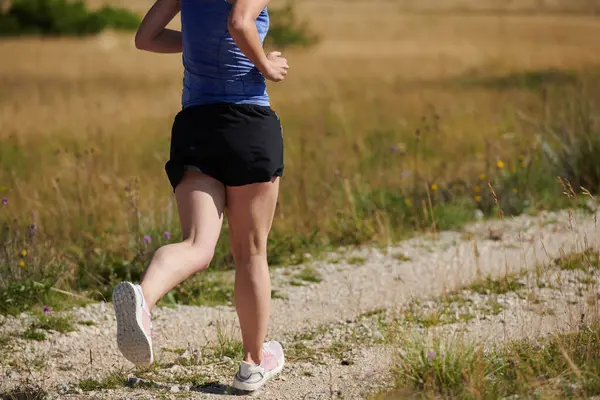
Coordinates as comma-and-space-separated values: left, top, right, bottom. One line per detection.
230, 233, 267, 266
153, 240, 214, 272
188, 240, 215, 272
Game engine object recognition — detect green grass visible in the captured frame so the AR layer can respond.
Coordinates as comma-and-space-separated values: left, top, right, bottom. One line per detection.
468, 274, 526, 295
31, 314, 76, 333
403, 302, 475, 328
378, 320, 600, 399
271, 289, 289, 300
78, 319, 96, 326
158, 270, 234, 308
213, 322, 244, 361
295, 266, 323, 283
78, 370, 128, 391
161, 347, 185, 356
346, 256, 367, 265
22, 328, 46, 341
555, 249, 600, 272
0, 279, 91, 316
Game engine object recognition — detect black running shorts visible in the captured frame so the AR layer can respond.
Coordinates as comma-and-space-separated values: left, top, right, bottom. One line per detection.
165, 103, 284, 189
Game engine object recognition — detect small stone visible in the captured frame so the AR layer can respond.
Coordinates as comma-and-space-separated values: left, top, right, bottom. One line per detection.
57, 384, 69, 394
221, 355, 234, 365
170, 385, 180, 393
279, 376, 287, 381
341, 359, 353, 366
127, 377, 142, 387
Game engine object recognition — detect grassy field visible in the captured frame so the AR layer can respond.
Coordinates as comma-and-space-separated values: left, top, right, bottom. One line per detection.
0, 0, 599, 306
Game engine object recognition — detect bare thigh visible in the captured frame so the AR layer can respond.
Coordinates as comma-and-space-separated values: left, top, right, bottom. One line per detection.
226, 178, 280, 261
175, 170, 226, 245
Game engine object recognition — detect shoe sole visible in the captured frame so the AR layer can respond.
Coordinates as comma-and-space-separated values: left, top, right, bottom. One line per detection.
232, 357, 285, 392
113, 282, 153, 366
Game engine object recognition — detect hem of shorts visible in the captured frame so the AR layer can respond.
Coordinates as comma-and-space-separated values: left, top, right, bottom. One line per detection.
182, 98, 271, 109
166, 163, 284, 191
224, 169, 284, 187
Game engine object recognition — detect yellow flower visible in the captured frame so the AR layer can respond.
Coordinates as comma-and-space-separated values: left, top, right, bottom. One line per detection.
19, 261, 25, 268
20, 250, 27, 257
518, 154, 525, 161
521, 161, 527, 168
496, 160, 505, 169
431, 183, 438, 192
474, 185, 480, 193
475, 195, 482, 202
513, 188, 518, 193
479, 174, 486, 181
404, 198, 413, 208
0, 185, 6, 192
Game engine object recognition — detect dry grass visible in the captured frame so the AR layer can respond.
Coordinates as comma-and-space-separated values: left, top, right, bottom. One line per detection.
0, 1, 599, 297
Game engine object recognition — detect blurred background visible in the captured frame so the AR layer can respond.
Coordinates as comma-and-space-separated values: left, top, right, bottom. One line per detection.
0, 0, 599, 311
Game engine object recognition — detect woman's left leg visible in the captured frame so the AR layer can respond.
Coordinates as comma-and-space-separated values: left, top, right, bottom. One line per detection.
227, 178, 284, 391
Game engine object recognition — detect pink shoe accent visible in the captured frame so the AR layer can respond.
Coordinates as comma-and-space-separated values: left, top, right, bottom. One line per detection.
232, 341, 285, 392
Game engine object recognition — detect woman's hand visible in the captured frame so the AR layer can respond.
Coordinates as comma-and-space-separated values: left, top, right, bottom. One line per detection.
263, 51, 289, 82
135, 0, 182, 54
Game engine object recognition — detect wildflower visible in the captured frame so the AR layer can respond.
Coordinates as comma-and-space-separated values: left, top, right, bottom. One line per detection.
20, 249, 27, 257
427, 350, 436, 360
404, 198, 413, 208
518, 154, 525, 161
431, 183, 438, 192
163, 231, 172, 240
390, 145, 399, 153
496, 160, 505, 169
1, 197, 7, 206
143, 235, 152, 244
19, 261, 25, 268
43, 305, 51, 315
29, 223, 37, 238
521, 161, 527, 168
479, 174, 486, 181
474, 185, 480, 193
513, 188, 518, 194
475, 195, 482, 202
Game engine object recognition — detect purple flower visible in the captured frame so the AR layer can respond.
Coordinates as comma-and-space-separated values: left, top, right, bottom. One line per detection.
143, 235, 152, 244
29, 223, 37, 238
163, 231, 172, 240
43, 305, 51, 315
390, 145, 399, 153
427, 350, 436, 360
1, 197, 7, 206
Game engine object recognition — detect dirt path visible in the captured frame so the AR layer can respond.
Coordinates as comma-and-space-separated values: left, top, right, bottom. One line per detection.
1, 208, 598, 399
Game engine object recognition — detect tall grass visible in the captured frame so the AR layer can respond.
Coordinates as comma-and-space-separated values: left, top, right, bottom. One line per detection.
379, 321, 600, 399
0, 7, 599, 309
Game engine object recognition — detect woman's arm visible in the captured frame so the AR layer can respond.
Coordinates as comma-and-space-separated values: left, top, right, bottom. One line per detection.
135, 0, 182, 53
228, 0, 289, 82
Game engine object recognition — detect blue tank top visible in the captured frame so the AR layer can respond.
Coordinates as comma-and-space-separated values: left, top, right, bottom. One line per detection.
180, 0, 270, 108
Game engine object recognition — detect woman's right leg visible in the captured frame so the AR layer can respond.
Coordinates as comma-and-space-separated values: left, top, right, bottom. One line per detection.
140, 170, 226, 310
114, 171, 225, 365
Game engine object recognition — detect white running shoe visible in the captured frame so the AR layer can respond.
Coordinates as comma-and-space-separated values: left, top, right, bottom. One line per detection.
112, 282, 154, 365
232, 341, 285, 392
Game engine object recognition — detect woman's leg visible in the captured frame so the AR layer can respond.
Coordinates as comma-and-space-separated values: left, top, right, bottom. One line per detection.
227, 178, 280, 365
140, 170, 226, 310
